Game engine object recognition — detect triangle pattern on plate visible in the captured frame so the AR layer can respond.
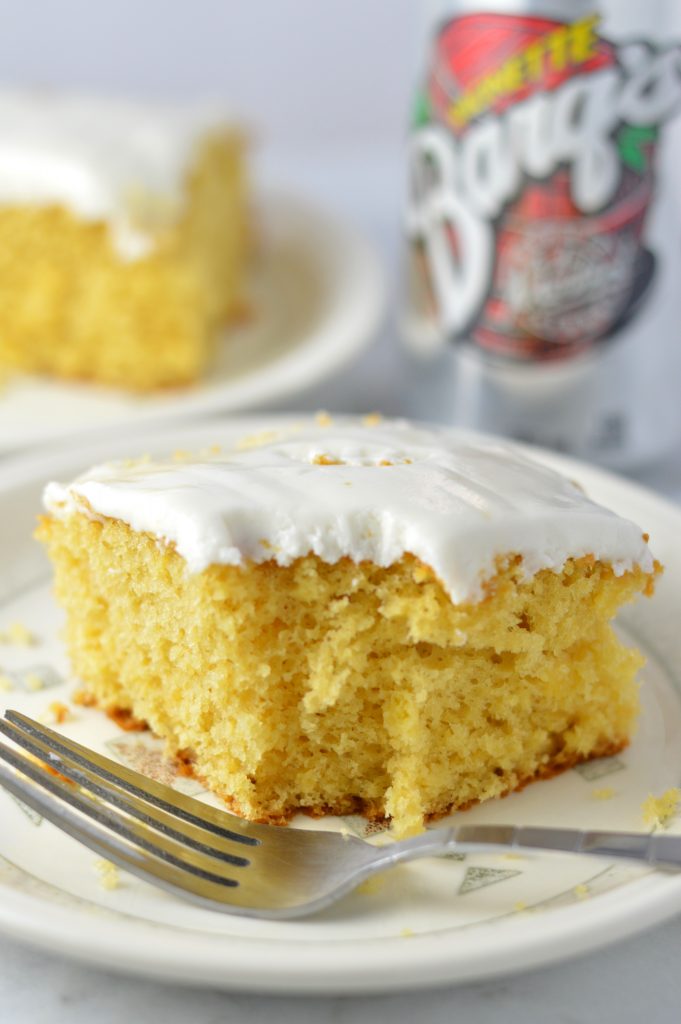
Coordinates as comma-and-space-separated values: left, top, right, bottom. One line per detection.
458, 867, 521, 895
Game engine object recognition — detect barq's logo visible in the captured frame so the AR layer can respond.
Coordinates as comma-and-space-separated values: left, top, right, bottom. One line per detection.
407, 17, 681, 341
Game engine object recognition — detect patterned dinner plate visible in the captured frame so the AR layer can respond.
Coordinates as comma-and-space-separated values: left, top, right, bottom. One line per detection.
1, 417, 680, 994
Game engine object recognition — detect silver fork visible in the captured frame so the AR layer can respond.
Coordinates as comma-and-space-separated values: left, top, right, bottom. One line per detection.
1, 709, 679, 920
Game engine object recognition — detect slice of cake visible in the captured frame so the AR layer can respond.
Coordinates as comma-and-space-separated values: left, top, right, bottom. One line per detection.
37, 418, 659, 835
0, 92, 249, 391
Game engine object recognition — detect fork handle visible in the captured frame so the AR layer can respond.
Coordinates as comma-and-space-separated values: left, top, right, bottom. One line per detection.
374, 823, 681, 870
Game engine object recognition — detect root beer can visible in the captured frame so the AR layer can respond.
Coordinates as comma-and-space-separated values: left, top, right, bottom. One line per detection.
405, 0, 681, 466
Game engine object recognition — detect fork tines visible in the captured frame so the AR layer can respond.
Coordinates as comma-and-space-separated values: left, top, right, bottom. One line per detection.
0, 709, 260, 906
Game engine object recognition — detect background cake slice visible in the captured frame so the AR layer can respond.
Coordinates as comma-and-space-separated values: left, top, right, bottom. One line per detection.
38, 419, 659, 835
0, 92, 249, 391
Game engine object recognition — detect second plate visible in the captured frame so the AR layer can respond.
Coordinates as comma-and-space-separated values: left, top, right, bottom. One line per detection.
0, 194, 385, 454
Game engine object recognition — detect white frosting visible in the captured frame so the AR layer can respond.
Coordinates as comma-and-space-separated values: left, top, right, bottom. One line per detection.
43, 419, 654, 603
0, 92, 229, 259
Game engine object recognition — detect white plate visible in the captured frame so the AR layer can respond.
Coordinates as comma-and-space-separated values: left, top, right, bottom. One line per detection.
1, 417, 681, 994
0, 195, 385, 454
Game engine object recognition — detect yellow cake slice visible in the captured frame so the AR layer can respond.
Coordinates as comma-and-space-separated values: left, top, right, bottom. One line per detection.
38, 418, 659, 835
0, 92, 249, 391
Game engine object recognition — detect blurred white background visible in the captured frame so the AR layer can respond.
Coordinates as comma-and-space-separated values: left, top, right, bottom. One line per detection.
0, 0, 417, 151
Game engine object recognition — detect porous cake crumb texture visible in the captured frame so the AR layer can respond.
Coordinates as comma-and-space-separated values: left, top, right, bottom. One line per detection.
38, 510, 651, 836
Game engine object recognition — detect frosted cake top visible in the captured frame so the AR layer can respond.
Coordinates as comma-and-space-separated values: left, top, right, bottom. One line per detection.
44, 417, 654, 603
0, 91, 231, 259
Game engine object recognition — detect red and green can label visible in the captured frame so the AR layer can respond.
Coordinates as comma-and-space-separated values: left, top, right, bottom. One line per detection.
407, 11, 681, 361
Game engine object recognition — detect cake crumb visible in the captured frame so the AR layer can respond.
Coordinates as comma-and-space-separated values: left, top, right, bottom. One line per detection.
356, 875, 385, 896
514, 901, 527, 912
24, 672, 44, 692
312, 453, 343, 466
40, 701, 72, 725
362, 412, 382, 427
121, 454, 152, 469
315, 411, 332, 427
399, 927, 415, 938
94, 859, 120, 891
642, 788, 680, 829
0, 674, 13, 692
592, 787, 615, 801
370, 836, 393, 848
236, 430, 279, 451
72, 689, 97, 707
172, 449, 192, 462
4, 622, 35, 646
574, 884, 590, 900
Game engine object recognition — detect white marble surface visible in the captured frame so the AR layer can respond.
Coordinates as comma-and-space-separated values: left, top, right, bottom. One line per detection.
2, 121, 681, 1024
0, 916, 679, 1023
